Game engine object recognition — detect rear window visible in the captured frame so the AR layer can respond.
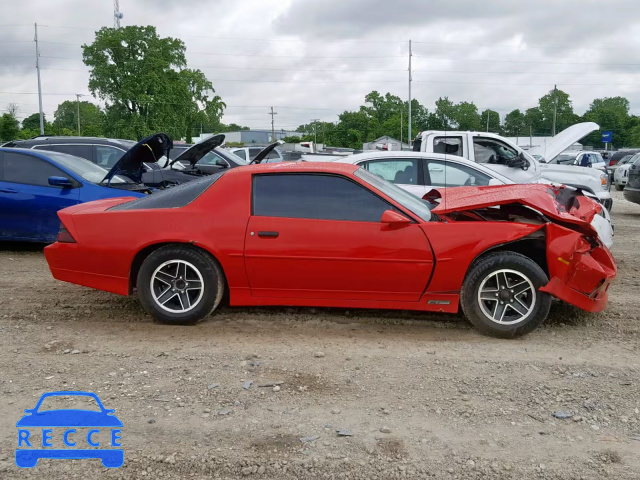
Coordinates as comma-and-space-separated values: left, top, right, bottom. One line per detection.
110, 172, 225, 210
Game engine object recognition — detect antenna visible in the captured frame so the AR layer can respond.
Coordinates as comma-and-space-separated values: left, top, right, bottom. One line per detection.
34, 23, 44, 135
114, 0, 123, 28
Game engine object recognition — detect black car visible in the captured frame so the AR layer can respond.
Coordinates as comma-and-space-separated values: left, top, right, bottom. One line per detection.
5, 135, 281, 188
623, 154, 640, 205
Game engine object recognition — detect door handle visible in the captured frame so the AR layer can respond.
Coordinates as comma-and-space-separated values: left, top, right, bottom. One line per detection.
0, 188, 17, 194
257, 231, 279, 238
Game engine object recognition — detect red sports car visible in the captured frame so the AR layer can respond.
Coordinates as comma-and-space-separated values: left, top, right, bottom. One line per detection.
44, 162, 616, 338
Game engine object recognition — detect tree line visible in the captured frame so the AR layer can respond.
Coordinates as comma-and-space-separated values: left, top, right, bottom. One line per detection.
1, 25, 639, 150
292, 90, 640, 150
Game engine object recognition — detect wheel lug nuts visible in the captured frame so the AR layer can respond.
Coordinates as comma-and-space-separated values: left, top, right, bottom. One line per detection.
500, 301, 504, 304
510, 289, 514, 293
495, 293, 499, 297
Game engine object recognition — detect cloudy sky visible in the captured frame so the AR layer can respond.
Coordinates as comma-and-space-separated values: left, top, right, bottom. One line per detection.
2, 0, 640, 132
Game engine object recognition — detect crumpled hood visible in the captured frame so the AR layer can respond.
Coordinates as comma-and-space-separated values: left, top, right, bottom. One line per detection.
429, 184, 602, 237
170, 134, 225, 166
103, 133, 173, 184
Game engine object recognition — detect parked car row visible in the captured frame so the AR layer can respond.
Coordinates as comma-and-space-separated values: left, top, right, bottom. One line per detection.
0, 134, 282, 242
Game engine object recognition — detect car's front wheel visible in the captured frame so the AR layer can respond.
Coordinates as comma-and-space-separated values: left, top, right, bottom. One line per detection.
460, 252, 551, 338
137, 245, 224, 324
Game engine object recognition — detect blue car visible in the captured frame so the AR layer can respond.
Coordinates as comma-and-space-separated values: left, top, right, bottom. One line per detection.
0, 147, 150, 243
15, 391, 123, 468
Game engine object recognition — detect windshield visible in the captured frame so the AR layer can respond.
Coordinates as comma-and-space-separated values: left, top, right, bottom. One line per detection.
618, 154, 634, 165
354, 167, 431, 222
44, 151, 132, 184
220, 149, 249, 165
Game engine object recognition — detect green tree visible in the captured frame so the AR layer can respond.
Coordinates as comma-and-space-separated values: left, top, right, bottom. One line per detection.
524, 107, 545, 135
82, 25, 225, 141
537, 88, 578, 134
627, 123, 640, 147
434, 97, 456, 129
0, 113, 19, 142
582, 96, 630, 148
53, 101, 105, 136
453, 102, 481, 130
21, 113, 43, 131
480, 109, 501, 133
503, 109, 527, 136
282, 136, 301, 143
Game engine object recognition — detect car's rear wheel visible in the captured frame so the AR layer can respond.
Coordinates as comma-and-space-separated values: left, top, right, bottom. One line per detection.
615, 183, 624, 191
137, 245, 224, 324
460, 252, 551, 338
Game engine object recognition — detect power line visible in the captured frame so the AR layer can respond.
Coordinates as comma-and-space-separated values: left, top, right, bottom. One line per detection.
413, 54, 640, 67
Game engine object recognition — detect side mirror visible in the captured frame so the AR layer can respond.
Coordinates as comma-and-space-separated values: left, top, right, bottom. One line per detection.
488, 178, 502, 186
48, 176, 74, 187
215, 159, 228, 167
381, 209, 411, 225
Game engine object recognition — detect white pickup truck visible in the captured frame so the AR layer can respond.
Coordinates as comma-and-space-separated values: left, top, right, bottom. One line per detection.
412, 123, 612, 211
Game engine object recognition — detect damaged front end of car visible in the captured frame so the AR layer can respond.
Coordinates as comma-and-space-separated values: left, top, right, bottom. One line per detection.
427, 184, 617, 312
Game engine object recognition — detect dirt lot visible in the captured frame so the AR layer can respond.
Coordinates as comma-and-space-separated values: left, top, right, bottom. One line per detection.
0, 190, 639, 479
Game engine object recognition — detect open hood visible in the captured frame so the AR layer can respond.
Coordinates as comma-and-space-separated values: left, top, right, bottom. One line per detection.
427, 184, 601, 237
528, 122, 599, 162
102, 133, 173, 184
170, 134, 225, 167
250, 140, 285, 164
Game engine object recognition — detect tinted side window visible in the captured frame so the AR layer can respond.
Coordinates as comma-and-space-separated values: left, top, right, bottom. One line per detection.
253, 174, 392, 222
365, 159, 419, 185
234, 149, 247, 160
95, 146, 125, 168
3, 152, 67, 187
426, 160, 492, 187
44, 144, 94, 162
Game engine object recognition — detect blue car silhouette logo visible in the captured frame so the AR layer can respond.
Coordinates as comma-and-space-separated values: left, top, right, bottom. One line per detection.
15, 391, 123, 468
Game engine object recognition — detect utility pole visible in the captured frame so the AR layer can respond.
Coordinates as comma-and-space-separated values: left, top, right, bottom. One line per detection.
486, 111, 490, 132
408, 40, 412, 144
34, 23, 44, 135
268, 106, 277, 141
552, 84, 558, 137
400, 109, 403, 144
311, 119, 320, 145
75, 94, 82, 135
114, 0, 123, 28
529, 125, 533, 149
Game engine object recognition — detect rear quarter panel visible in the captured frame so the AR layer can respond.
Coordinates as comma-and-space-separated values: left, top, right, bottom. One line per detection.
49, 172, 252, 294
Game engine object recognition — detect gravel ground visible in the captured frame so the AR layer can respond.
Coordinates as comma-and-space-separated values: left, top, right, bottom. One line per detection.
0, 190, 639, 479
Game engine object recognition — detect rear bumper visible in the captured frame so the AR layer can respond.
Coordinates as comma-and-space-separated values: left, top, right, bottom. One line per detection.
44, 242, 130, 296
541, 224, 616, 312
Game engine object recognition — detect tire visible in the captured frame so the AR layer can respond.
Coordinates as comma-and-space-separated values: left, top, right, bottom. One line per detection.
615, 184, 624, 191
137, 245, 224, 324
460, 252, 551, 338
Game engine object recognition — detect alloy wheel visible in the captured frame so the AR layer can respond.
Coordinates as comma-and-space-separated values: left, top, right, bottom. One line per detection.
477, 269, 536, 325
150, 260, 204, 313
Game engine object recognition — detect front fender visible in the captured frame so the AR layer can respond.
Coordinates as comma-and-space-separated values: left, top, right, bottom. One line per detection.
422, 222, 544, 293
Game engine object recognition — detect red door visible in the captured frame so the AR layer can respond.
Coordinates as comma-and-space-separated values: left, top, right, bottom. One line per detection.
243, 173, 434, 301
